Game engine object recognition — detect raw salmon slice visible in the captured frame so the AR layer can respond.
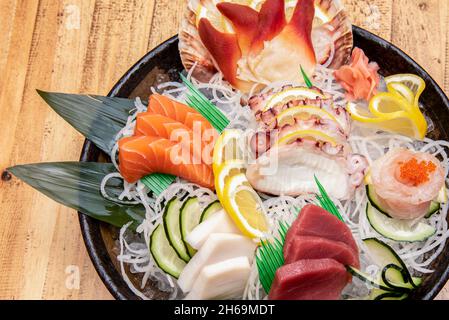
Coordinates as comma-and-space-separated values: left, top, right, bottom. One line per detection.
135, 113, 212, 165
148, 94, 216, 136
118, 135, 214, 189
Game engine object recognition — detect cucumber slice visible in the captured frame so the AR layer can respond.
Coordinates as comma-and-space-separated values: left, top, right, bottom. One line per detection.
366, 203, 436, 242
425, 201, 441, 218
363, 238, 408, 274
163, 197, 190, 262
200, 200, 222, 222
363, 238, 422, 288
150, 224, 186, 278
366, 185, 392, 218
180, 197, 202, 257
366, 185, 440, 219
346, 266, 398, 292
370, 288, 408, 300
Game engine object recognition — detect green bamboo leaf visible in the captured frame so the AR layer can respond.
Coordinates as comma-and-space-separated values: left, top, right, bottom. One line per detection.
37, 90, 141, 155
37, 90, 176, 196
8, 162, 145, 229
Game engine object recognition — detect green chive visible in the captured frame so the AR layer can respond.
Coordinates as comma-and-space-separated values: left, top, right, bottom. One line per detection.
180, 74, 230, 133
314, 175, 344, 222
301, 65, 313, 89
141, 173, 176, 196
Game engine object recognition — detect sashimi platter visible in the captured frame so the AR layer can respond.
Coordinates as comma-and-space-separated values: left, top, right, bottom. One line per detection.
10, 0, 449, 300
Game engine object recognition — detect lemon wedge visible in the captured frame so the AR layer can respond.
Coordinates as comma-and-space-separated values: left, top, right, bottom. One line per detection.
215, 160, 246, 199
276, 129, 338, 147
213, 129, 245, 172
221, 173, 269, 238
348, 101, 427, 140
274, 105, 339, 128
386, 82, 415, 106
368, 92, 411, 116
263, 87, 324, 112
348, 74, 428, 140
385, 74, 426, 106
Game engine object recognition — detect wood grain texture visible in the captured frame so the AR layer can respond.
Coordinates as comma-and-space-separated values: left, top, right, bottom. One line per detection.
0, 0, 448, 300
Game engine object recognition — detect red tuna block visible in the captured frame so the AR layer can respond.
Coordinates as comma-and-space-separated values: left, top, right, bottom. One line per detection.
284, 236, 360, 268
284, 204, 358, 257
269, 259, 348, 300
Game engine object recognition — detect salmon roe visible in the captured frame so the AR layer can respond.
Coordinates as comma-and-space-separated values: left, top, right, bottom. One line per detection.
399, 158, 437, 186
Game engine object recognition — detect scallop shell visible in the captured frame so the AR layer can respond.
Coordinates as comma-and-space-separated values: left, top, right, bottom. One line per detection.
179, 0, 353, 85
178, 1, 218, 82
312, 0, 353, 68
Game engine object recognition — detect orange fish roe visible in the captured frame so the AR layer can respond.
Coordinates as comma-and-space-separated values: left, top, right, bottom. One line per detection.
399, 158, 437, 186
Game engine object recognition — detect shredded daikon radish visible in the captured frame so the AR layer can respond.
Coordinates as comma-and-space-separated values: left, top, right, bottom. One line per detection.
104, 64, 449, 300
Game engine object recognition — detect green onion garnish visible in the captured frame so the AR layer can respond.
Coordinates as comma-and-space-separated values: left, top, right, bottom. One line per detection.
180, 74, 230, 133
301, 65, 313, 89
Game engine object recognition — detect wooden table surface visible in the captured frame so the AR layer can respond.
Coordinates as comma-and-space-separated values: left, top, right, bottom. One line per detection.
0, 0, 448, 300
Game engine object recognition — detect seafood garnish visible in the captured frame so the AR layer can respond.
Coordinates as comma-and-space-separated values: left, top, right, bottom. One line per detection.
246, 144, 367, 199
370, 148, 445, 220
179, 0, 353, 91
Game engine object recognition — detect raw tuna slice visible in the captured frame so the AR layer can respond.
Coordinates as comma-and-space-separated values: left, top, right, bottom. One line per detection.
284, 236, 360, 268
269, 259, 348, 300
284, 204, 358, 256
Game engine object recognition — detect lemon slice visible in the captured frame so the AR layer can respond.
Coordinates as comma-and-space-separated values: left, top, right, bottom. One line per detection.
215, 160, 246, 199
369, 92, 411, 116
387, 82, 415, 106
213, 129, 245, 172
348, 101, 427, 140
274, 105, 339, 128
276, 129, 338, 146
222, 173, 269, 238
263, 87, 324, 112
385, 74, 426, 106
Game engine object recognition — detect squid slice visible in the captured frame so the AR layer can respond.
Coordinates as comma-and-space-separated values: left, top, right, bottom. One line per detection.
246, 144, 367, 199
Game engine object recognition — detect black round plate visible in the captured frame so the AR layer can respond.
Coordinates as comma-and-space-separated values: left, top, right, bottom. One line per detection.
79, 27, 449, 300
